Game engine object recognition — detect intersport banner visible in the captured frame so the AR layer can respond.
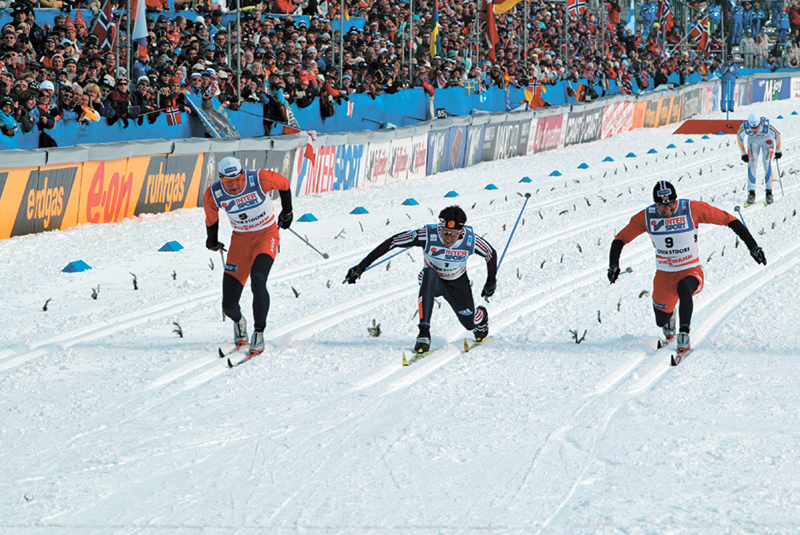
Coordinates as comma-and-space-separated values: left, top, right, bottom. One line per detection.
292, 142, 367, 196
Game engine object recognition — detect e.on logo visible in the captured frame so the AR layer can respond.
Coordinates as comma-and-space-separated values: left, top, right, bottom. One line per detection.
86, 162, 134, 223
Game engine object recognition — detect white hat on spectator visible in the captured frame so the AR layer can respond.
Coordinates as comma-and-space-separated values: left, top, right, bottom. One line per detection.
39, 80, 55, 91
195, 16, 206, 26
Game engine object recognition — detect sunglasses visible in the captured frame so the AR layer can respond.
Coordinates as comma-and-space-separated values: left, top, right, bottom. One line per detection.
657, 200, 677, 208
440, 228, 461, 237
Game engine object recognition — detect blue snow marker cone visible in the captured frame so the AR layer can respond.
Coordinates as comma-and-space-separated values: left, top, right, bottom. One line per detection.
485, 183, 498, 190
549, 170, 562, 176
519, 176, 532, 183
577, 163, 589, 169
444, 190, 459, 197
62, 260, 91, 273
667, 143, 676, 148
685, 138, 694, 143
626, 152, 637, 158
350, 207, 369, 215
647, 148, 658, 154
297, 213, 319, 222
402, 198, 419, 206
792, 111, 798, 115
701, 135, 710, 139
159, 241, 184, 252
603, 156, 614, 162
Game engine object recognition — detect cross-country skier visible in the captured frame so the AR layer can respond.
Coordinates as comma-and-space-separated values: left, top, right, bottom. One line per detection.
738, 113, 782, 206
204, 156, 294, 356
343, 206, 497, 354
607, 181, 767, 356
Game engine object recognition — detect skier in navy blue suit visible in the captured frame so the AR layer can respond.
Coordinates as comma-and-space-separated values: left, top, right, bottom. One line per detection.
344, 206, 497, 354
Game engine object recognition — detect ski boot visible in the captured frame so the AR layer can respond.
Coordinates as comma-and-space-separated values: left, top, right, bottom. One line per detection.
765, 189, 774, 205
249, 330, 265, 357
662, 312, 676, 343
677, 331, 691, 355
233, 317, 248, 349
414, 326, 431, 354
745, 190, 756, 206
473, 305, 489, 343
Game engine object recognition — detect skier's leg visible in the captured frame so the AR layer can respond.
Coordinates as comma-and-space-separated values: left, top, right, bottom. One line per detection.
222, 273, 245, 322
250, 253, 275, 332
418, 267, 444, 331
676, 275, 701, 332
761, 142, 774, 191
748, 141, 759, 191
441, 275, 478, 330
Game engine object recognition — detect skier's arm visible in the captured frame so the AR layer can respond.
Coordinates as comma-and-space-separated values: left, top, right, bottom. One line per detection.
474, 235, 498, 297
737, 126, 748, 157
608, 210, 647, 283
691, 201, 766, 264
769, 125, 782, 154
203, 187, 225, 251
344, 228, 425, 283
257, 169, 293, 227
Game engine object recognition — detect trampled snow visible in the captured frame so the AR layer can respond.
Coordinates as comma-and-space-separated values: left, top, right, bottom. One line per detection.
2, 101, 800, 534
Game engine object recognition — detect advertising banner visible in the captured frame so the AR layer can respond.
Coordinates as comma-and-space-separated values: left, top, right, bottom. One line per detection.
464, 124, 485, 166
1, 165, 80, 239
532, 114, 565, 153
386, 136, 413, 184
792, 77, 800, 99
564, 107, 603, 146
363, 141, 392, 187
408, 132, 428, 180
681, 89, 701, 119
292, 142, 366, 196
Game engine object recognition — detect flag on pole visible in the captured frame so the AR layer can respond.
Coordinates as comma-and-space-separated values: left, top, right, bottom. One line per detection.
430, 0, 442, 57
481, 0, 500, 63
90, 0, 117, 52
656, 0, 674, 32
132, 0, 148, 49
493, 0, 524, 15
567, 0, 586, 18
625, 0, 635, 33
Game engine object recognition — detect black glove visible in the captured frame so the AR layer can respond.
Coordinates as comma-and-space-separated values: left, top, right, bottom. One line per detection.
608, 265, 621, 284
343, 265, 363, 284
775, 151, 783, 160
750, 246, 767, 265
206, 239, 226, 252
741, 154, 749, 163
481, 281, 496, 298
277, 210, 293, 229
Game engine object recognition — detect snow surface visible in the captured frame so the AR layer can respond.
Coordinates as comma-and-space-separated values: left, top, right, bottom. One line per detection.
2, 101, 800, 535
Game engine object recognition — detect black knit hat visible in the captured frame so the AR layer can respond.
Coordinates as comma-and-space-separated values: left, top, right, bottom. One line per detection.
438, 205, 467, 230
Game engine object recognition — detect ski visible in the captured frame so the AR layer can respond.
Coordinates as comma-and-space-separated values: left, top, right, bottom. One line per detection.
218, 344, 247, 359
228, 349, 263, 368
402, 337, 491, 366
670, 349, 693, 366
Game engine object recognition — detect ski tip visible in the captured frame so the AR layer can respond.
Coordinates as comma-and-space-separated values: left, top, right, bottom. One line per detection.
227, 358, 234, 368
670, 354, 678, 367
463, 338, 470, 352
402, 353, 409, 367
219, 348, 226, 358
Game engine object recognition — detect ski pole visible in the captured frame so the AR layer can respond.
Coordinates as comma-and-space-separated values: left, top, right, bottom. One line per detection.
364, 248, 405, 272
287, 227, 330, 259
497, 193, 532, 272
775, 156, 785, 197
734, 205, 748, 228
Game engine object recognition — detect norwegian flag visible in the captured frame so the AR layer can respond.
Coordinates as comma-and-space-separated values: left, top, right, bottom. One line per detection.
165, 106, 182, 126
656, 0, 674, 32
91, 0, 117, 52
567, 0, 586, 18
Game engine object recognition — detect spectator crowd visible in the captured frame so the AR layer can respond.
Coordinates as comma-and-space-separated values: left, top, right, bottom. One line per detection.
1, 0, 799, 143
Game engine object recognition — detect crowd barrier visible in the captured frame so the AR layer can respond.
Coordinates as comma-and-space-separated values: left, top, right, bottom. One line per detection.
1, 72, 795, 240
